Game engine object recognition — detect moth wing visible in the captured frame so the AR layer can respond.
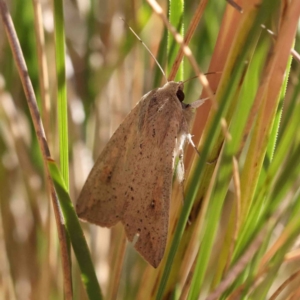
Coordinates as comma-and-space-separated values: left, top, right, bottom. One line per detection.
76, 90, 156, 227
121, 93, 183, 268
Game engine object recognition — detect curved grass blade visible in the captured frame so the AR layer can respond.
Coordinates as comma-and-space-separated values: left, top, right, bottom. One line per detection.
48, 160, 103, 300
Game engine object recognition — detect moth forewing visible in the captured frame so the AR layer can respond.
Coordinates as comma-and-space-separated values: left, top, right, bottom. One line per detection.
76, 81, 197, 268
76, 99, 144, 227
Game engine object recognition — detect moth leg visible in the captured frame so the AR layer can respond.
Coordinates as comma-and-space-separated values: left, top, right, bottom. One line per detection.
186, 133, 200, 156
177, 145, 193, 225
178, 151, 192, 225
177, 150, 186, 204
187, 133, 219, 164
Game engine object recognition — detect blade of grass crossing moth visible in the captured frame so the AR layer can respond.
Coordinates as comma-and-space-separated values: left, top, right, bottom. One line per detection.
53, 0, 69, 188
157, 43, 244, 300
48, 160, 103, 300
152, 0, 185, 291
168, 0, 184, 81
157, 1, 270, 297
157, 3, 237, 295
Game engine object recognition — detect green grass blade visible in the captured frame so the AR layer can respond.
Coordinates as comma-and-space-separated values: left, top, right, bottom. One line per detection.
156, 12, 251, 293
256, 52, 293, 192
53, 0, 69, 187
212, 35, 269, 287
48, 160, 103, 300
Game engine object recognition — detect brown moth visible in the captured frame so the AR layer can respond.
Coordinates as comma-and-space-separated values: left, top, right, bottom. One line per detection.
76, 80, 204, 268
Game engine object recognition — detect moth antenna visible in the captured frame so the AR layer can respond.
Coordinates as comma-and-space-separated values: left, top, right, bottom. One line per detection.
187, 133, 201, 157
226, 0, 243, 13
183, 71, 222, 84
260, 24, 276, 37
121, 18, 167, 83
190, 97, 210, 109
260, 24, 300, 63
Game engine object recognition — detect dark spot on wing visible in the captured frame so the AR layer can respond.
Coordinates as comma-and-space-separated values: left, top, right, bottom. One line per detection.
151, 200, 156, 209
106, 171, 112, 182
152, 128, 156, 137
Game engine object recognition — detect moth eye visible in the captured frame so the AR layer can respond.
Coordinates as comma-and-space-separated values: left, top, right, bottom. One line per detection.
176, 89, 185, 102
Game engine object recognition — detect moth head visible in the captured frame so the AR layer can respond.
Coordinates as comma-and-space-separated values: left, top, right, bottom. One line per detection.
176, 88, 185, 102
177, 87, 190, 109
160, 81, 185, 103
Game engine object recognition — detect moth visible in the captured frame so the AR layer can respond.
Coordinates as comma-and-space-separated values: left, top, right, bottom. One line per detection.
76, 80, 205, 268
